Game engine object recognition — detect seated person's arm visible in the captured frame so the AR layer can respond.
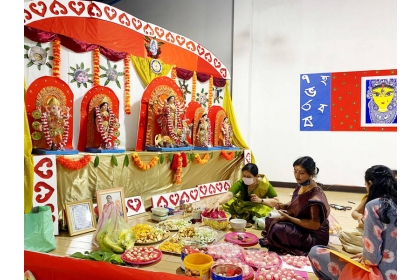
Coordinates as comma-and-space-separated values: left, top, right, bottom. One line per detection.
209, 191, 234, 211
275, 204, 322, 231
352, 197, 367, 227
253, 184, 280, 208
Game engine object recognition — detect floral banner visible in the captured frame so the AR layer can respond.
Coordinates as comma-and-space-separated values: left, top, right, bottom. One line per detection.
151, 187, 200, 208
197, 180, 231, 198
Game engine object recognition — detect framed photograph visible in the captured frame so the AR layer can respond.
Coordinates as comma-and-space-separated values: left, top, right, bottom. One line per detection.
65, 199, 97, 236
96, 187, 128, 222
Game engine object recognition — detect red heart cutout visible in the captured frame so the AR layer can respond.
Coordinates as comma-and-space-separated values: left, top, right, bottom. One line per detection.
214, 58, 221, 68
199, 185, 208, 196
169, 193, 180, 206
155, 27, 164, 38
132, 18, 142, 30
24, 9, 32, 22
224, 181, 231, 191
209, 184, 216, 194
50, 0, 68, 15
46, 203, 56, 222
104, 6, 117, 20
197, 45, 205, 55
166, 32, 175, 43
34, 182, 54, 203
215, 182, 222, 192
29, 2, 47, 17
119, 13, 130, 26
190, 189, 198, 200
204, 52, 212, 63
176, 35, 185, 46
156, 196, 168, 208
34, 157, 53, 179
68, 1, 85, 16
127, 198, 141, 212
143, 23, 154, 35
180, 192, 190, 203
186, 41, 196, 51
220, 68, 227, 78
87, 2, 102, 17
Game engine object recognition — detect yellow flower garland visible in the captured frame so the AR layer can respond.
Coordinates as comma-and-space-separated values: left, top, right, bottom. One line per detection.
192, 71, 197, 101
124, 55, 131, 114
175, 153, 182, 184
93, 48, 100, 86
208, 75, 213, 107
194, 153, 210, 164
52, 37, 61, 78
132, 152, 159, 170
171, 67, 177, 82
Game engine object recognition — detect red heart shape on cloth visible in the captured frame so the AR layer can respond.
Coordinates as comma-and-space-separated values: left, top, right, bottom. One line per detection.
155, 27, 164, 38
169, 193, 180, 206
34, 182, 54, 203
87, 2, 102, 17
68, 1, 85, 16
143, 23, 154, 35
50, 0, 68, 15
29, 1, 47, 17
104, 6, 117, 20
156, 196, 168, 208
215, 182, 222, 192
127, 198, 141, 212
166, 32, 175, 43
132, 18, 142, 30
209, 184, 216, 194
224, 181, 231, 191
119, 13, 130, 26
180, 192, 190, 203
34, 157, 53, 179
200, 185, 208, 196
176, 35, 185, 46
190, 189, 198, 200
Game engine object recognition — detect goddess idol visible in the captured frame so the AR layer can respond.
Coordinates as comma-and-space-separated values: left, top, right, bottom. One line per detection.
366, 78, 397, 124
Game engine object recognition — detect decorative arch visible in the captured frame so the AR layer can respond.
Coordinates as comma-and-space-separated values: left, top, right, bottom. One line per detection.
136, 76, 184, 151
208, 105, 227, 147
24, 0, 230, 79
78, 86, 120, 151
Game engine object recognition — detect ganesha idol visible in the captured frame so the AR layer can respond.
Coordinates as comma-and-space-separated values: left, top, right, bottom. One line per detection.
25, 76, 78, 155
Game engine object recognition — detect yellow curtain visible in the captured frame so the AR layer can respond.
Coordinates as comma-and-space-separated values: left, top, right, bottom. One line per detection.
24, 80, 34, 214
130, 55, 172, 86
222, 81, 255, 163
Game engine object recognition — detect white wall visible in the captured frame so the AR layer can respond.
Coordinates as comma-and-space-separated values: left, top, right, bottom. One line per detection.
232, 0, 397, 186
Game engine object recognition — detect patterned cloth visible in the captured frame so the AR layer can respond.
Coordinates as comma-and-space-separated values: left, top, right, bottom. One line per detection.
308, 198, 397, 280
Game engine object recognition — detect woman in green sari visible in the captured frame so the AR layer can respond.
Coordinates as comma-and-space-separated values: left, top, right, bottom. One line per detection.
209, 163, 279, 221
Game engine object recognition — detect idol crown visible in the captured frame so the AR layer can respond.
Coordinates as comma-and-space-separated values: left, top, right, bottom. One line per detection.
370, 78, 397, 89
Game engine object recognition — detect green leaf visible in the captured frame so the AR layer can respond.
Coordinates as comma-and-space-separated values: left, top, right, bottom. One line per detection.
189, 153, 194, 162
88, 251, 103, 261
27, 61, 34, 67
88, 80, 93, 83
210, 152, 214, 158
113, 64, 117, 69
104, 79, 110, 86
70, 252, 87, 259
37, 65, 41, 71
94, 155, 100, 167
107, 60, 111, 68
85, 68, 91, 72
70, 79, 76, 83
36, 42, 41, 47
99, 74, 107, 78
81, 62, 84, 69
48, 56, 54, 60
70, 66, 76, 71
77, 83, 81, 88
168, 153, 174, 163
115, 80, 121, 89
159, 154, 164, 164
158, 42, 165, 46
124, 154, 129, 167
46, 62, 52, 69
76, 63, 79, 69
83, 83, 87, 88
24, 54, 29, 58
117, 72, 124, 76
99, 65, 107, 71
111, 155, 118, 167
24, 45, 30, 50
45, 47, 50, 51
88, 74, 93, 77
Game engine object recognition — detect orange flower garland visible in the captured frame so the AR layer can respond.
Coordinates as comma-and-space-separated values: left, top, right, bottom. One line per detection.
132, 152, 159, 170
93, 47, 100, 86
221, 150, 235, 160
175, 153, 182, 184
124, 55, 131, 114
194, 153, 210, 164
192, 71, 197, 101
56, 154, 91, 170
171, 67, 177, 82
208, 75, 213, 107
52, 37, 61, 78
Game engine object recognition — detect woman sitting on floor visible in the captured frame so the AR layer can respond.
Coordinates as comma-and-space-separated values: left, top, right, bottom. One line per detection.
308, 165, 397, 279
260, 156, 330, 256
209, 163, 279, 221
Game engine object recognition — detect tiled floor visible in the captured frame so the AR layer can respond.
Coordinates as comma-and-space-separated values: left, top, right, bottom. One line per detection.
49, 187, 365, 279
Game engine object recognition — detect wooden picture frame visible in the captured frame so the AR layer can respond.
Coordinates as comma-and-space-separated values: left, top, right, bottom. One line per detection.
96, 187, 128, 222
65, 199, 97, 236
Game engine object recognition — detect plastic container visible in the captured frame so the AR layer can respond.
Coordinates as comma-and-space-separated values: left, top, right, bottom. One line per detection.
151, 207, 169, 217
201, 212, 231, 230
180, 245, 209, 271
150, 213, 168, 222
183, 253, 213, 279
230, 219, 247, 231
211, 264, 243, 280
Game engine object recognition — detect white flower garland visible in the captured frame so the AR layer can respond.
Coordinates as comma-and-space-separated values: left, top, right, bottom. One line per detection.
95, 106, 115, 148
41, 111, 69, 150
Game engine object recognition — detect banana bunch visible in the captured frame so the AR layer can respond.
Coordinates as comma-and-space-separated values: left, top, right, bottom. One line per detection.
97, 228, 135, 254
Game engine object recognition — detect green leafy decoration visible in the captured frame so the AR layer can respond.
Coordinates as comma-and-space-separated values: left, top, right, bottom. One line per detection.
83, 83, 87, 88
37, 65, 41, 71
46, 62, 52, 69
77, 83, 81, 88
48, 56, 54, 60
45, 47, 50, 52
123, 154, 129, 167
99, 65, 108, 71
104, 79, 110, 86
111, 155, 118, 167
24, 45, 30, 50
24, 54, 29, 58
70, 66, 76, 71
210, 152, 214, 158
70, 250, 125, 265
36, 42, 41, 47
107, 60, 111, 68
94, 155, 100, 167
168, 153, 174, 163
85, 68, 91, 72
81, 62, 84, 69
159, 154, 164, 164
27, 61, 34, 67
117, 72, 124, 76
115, 80, 121, 89
99, 74, 108, 78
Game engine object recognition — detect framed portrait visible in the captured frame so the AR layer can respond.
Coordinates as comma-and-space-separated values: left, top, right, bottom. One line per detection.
96, 187, 128, 222
65, 199, 97, 236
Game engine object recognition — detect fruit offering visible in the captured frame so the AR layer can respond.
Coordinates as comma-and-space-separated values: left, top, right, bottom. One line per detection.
242, 249, 282, 268
282, 254, 311, 268
121, 246, 162, 265
202, 208, 228, 219
131, 224, 168, 243
214, 257, 254, 280
201, 209, 231, 230
255, 267, 306, 280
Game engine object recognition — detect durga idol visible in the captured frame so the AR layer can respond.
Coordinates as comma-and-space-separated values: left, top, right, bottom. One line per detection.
93, 97, 119, 149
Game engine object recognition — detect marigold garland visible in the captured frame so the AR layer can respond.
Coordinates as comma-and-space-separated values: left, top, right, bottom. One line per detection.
132, 152, 159, 170
171, 152, 188, 170
93, 48, 100, 86
221, 150, 235, 160
171, 67, 177, 82
194, 153, 210, 164
124, 55, 131, 114
175, 153, 183, 184
57, 154, 91, 170
52, 37, 61, 78
208, 75, 213, 107
192, 71, 197, 101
